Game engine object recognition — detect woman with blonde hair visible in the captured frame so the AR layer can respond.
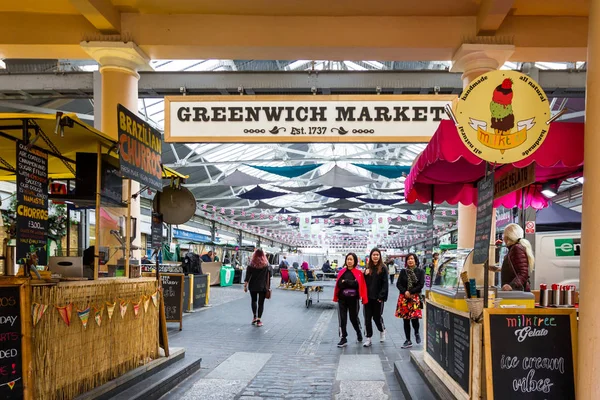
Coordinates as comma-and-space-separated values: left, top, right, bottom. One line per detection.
500, 223, 534, 292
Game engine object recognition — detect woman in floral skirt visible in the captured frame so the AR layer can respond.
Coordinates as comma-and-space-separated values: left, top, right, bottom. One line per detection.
395, 253, 425, 349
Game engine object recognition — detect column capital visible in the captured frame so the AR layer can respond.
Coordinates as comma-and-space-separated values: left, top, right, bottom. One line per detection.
451, 43, 515, 77
80, 41, 152, 78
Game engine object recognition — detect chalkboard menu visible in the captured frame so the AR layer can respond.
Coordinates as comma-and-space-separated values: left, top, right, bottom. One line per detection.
473, 172, 495, 264
160, 273, 184, 329
150, 212, 163, 249
0, 286, 23, 399
484, 309, 577, 400
426, 302, 471, 393
16, 141, 49, 266
193, 274, 208, 309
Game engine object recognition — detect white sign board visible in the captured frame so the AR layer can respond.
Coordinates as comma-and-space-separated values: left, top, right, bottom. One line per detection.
299, 213, 312, 235
165, 95, 454, 143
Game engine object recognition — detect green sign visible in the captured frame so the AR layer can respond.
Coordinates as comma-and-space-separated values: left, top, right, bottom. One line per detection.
554, 238, 581, 257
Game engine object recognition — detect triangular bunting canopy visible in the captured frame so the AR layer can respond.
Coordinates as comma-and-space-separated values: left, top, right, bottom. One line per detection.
277, 207, 298, 214
274, 184, 322, 193
316, 187, 364, 199
312, 166, 377, 187
359, 197, 404, 206
330, 208, 360, 213
238, 186, 288, 200
393, 202, 430, 210
217, 170, 272, 186
324, 199, 365, 209
353, 164, 411, 178
312, 214, 334, 219
248, 164, 323, 178
373, 187, 405, 193
293, 205, 329, 212
255, 201, 282, 209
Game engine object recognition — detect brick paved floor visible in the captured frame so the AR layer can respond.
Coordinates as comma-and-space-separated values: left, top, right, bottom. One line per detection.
162, 281, 418, 399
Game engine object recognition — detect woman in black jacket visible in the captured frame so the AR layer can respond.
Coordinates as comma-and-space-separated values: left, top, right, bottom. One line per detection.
395, 253, 425, 348
363, 248, 389, 347
244, 249, 272, 327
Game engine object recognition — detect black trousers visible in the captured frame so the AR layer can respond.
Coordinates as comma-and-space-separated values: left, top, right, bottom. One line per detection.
338, 297, 362, 339
403, 319, 420, 341
390, 273, 395, 285
250, 291, 266, 319
364, 300, 385, 338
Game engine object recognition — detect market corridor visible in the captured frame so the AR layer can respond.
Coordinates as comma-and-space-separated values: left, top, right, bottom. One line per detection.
161, 281, 419, 400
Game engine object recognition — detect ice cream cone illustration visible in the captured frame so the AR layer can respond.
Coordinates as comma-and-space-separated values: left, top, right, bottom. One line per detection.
490, 78, 515, 153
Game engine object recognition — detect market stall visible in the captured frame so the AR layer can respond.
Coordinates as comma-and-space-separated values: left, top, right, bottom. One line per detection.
404, 71, 583, 400
0, 112, 166, 400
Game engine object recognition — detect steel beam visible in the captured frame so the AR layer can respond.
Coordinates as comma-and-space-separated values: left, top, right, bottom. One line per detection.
0, 70, 587, 100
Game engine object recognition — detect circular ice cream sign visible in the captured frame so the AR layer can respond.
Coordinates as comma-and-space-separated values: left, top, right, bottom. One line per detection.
455, 70, 551, 164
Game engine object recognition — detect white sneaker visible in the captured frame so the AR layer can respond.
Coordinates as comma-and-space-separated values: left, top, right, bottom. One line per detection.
363, 337, 372, 347
380, 330, 386, 342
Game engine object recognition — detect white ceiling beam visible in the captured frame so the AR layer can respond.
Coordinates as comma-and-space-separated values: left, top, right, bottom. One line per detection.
0, 100, 94, 121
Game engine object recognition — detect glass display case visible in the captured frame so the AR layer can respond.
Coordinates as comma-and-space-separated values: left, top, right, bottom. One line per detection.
432, 248, 473, 292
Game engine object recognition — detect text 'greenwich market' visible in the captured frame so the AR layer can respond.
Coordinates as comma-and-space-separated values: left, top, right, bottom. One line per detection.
176, 105, 447, 123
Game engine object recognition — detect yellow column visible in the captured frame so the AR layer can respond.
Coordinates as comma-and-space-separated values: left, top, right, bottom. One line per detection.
451, 44, 513, 282
578, 0, 600, 396
82, 42, 151, 259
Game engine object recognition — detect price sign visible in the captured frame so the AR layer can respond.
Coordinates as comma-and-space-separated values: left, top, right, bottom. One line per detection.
151, 212, 163, 249
473, 172, 495, 264
16, 141, 48, 266
426, 302, 471, 393
484, 308, 577, 400
160, 273, 184, 330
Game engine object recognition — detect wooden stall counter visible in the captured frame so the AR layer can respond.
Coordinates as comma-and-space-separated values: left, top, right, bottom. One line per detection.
0, 276, 160, 400
425, 287, 536, 400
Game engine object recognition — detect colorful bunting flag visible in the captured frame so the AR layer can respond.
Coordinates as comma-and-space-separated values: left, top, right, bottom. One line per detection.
32, 302, 48, 327
120, 300, 128, 319
151, 291, 160, 308
106, 301, 116, 321
93, 305, 103, 327
55, 303, 73, 327
133, 300, 141, 318
144, 296, 151, 313
77, 306, 90, 329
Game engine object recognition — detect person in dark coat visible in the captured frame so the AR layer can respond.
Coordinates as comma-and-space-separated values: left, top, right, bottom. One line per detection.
244, 249, 272, 327
363, 248, 389, 347
395, 253, 425, 348
500, 223, 534, 292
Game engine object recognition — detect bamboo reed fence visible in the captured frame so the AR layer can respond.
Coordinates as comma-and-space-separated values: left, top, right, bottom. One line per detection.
30, 278, 159, 400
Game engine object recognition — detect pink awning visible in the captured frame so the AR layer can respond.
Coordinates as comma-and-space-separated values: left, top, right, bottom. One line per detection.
404, 120, 584, 209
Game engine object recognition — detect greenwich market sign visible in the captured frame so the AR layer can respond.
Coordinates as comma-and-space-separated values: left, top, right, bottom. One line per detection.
455, 70, 551, 164
164, 95, 455, 143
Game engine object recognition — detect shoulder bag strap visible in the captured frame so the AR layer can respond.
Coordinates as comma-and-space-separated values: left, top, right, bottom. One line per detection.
266, 267, 271, 290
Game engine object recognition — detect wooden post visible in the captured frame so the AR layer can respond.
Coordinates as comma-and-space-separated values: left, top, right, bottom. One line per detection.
188, 274, 194, 312
19, 281, 33, 400
125, 179, 131, 278
94, 143, 101, 280
205, 273, 211, 306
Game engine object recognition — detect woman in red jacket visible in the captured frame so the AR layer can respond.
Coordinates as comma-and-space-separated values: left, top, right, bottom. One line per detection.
500, 223, 534, 291
333, 252, 368, 348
